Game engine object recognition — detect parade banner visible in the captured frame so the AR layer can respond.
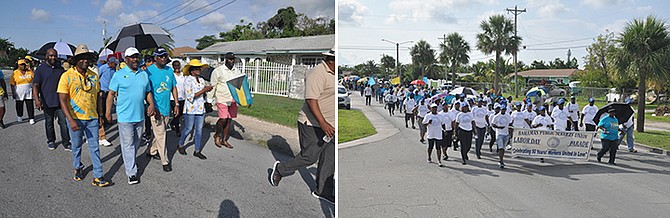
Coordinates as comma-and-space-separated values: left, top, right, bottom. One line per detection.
510, 128, 595, 160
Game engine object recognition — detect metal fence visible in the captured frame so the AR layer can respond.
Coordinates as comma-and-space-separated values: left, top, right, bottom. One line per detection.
234, 61, 295, 97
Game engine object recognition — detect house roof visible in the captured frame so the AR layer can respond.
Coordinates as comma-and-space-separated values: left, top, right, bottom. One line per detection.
185, 34, 334, 56
517, 69, 579, 78
171, 46, 198, 57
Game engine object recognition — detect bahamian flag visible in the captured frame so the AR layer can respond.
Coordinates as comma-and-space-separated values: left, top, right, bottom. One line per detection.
368, 77, 376, 85
226, 74, 253, 106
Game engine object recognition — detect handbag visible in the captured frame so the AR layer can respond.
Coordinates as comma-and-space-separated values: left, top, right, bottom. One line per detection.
204, 102, 214, 113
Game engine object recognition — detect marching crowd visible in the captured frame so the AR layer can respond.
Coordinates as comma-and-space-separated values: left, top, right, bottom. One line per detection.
359, 83, 638, 168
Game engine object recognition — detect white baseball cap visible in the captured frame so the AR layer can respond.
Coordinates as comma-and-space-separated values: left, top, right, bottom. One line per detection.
124, 47, 140, 57
430, 103, 438, 108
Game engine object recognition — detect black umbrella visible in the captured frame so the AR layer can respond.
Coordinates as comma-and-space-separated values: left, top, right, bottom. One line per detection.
34, 41, 76, 59
105, 23, 172, 52
592, 102, 634, 125
199, 67, 214, 82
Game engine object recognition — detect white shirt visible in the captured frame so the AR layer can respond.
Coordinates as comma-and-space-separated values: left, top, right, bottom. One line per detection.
403, 98, 416, 114
385, 93, 397, 103
171, 73, 186, 101
526, 110, 537, 126
423, 113, 445, 139
567, 102, 580, 120
438, 110, 455, 131
551, 106, 569, 131
472, 106, 489, 128
582, 104, 599, 125
511, 110, 529, 128
456, 112, 474, 131
364, 87, 372, 96
492, 114, 512, 136
532, 114, 554, 130
624, 106, 635, 127
417, 104, 429, 117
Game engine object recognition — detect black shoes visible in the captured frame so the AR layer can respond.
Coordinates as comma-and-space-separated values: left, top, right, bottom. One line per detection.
146, 153, 160, 160
128, 175, 139, 185
193, 152, 207, 160
270, 161, 282, 186
177, 146, 187, 155
163, 164, 172, 172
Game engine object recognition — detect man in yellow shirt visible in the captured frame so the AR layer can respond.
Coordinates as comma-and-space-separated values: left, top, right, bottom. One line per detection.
57, 44, 109, 187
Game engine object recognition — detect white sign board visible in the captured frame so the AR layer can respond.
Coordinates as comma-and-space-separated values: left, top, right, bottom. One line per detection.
510, 128, 595, 160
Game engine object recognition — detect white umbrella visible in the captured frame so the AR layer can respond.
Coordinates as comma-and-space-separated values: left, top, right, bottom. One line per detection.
449, 87, 479, 98
99, 48, 113, 59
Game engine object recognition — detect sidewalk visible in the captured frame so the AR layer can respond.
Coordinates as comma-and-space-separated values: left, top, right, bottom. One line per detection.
338, 94, 399, 149
203, 109, 301, 156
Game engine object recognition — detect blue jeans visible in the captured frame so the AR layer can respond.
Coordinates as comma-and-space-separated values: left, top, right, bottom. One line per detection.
180, 114, 204, 152
619, 124, 635, 150
118, 122, 144, 177
68, 119, 103, 178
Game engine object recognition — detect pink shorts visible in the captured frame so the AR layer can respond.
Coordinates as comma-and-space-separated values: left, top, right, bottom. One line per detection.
217, 102, 238, 118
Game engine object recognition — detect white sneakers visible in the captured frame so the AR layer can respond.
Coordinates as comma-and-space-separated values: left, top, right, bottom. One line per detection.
17, 117, 23, 122
99, 139, 112, 147
29, 119, 35, 125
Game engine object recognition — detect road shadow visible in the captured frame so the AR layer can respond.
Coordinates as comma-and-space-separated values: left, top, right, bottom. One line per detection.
217, 199, 240, 218
228, 120, 244, 140
266, 135, 317, 192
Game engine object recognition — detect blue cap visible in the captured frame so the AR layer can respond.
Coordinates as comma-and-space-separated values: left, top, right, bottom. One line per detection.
500, 99, 507, 104
538, 106, 545, 111
154, 47, 169, 56
139, 59, 146, 67
515, 102, 522, 107
501, 105, 507, 110
478, 98, 484, 102
589, 98, 595, 103
460, 93, 465, 97
625, 98, 632, 104
557, 98, 565, 105
494, 105, 501, 109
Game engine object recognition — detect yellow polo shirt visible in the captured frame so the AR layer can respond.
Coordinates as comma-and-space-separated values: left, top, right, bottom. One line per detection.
56, 67, 100, 120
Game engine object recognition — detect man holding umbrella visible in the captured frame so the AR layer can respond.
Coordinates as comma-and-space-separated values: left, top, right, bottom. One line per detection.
597, 108, 621, 165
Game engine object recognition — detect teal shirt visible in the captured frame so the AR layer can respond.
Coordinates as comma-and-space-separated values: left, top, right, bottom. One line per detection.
598, 115, 619, 141
109, 66, 151, 122
146, 64, 175, 116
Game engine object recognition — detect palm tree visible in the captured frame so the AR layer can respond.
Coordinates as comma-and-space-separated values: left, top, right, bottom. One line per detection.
614, 15, 670, 132
439, 32, 470, 84
409, 40, 436, 78
476, 14, 522, 94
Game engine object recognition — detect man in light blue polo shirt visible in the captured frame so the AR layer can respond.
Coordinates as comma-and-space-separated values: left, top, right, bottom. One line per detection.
145, 47, 178, 172
105, 47, 156, 185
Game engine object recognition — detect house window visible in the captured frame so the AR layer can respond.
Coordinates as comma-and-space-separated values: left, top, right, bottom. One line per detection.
557, 78, 564, 84
300, 56, 323, 66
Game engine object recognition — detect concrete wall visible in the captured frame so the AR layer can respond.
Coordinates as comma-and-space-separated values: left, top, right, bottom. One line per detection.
289, 65, 310, 100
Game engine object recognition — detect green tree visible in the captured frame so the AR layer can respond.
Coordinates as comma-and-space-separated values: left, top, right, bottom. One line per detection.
0, 38, 29, 68
614, 15, 670, 132
380, 54, 396, 78
195, 35, 220, 50
476, 14, 522, 93
409, 40, 436, 78
439, 32, 470, 84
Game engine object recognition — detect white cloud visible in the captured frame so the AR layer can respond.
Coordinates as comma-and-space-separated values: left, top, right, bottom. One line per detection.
199, 12, 229, 30
475, 10, 503, 24
339, 0, 368, 25
115, 10, 159, 28
603, 19, 628, 34
538, 2, 570, 17
91, 0, 100, 6
580, 0, 633, 8
174, 16, 189, 25
31, 8, 51, 22
187, 0, 213, 11
100, 0, 123, 17
387, 0, 493, 23
636, 5, 652, 13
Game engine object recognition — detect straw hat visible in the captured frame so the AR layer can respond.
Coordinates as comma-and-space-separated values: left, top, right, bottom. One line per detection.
71, 44, 95, 63
182, 59, 209, 75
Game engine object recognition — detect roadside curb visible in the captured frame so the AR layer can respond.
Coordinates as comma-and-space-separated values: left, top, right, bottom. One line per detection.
202, 110, 300, 157
634, 142, 669, 156
338, 95, 400, 149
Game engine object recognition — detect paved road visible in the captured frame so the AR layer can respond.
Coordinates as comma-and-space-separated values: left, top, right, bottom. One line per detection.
0, 76, 333, 217
339, 95, 670, 217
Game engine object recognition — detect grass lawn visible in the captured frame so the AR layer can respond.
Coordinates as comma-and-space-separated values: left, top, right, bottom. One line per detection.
635, 130, 670, 151
237, 94, 304, 128
644, 112, 670, 123
338, 109, 376, 143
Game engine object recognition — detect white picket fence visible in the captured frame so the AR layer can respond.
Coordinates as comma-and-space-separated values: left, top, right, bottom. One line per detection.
234, 61, 294, 97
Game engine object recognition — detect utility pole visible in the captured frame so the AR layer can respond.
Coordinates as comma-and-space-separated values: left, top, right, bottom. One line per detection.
507, 5, 526, 98
103, 20, 107, 47
438, 34, 448, 82
382, 39, 414, 85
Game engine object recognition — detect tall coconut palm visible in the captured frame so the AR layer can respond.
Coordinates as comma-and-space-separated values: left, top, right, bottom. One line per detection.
439, 32, 470, 84
476, 15, 522, 94
409, 40, 436, 78
614, 15, 670, 132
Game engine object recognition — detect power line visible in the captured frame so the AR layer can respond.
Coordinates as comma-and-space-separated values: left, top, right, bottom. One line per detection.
154, 0, 198, 25
525, 37, 593, 46
525, 45, 588, 51
144, 0, 195, 23
167, 0, 239, 31
158, 0, 228, 26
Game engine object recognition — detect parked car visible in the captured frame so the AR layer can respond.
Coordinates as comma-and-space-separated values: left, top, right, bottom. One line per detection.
569, 81, 581, 95
338, 85, 351, 110
539, 85, 567, 97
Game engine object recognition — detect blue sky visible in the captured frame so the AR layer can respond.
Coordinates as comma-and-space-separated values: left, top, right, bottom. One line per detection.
1, 0, 334, 52
338, 0, 670, 69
